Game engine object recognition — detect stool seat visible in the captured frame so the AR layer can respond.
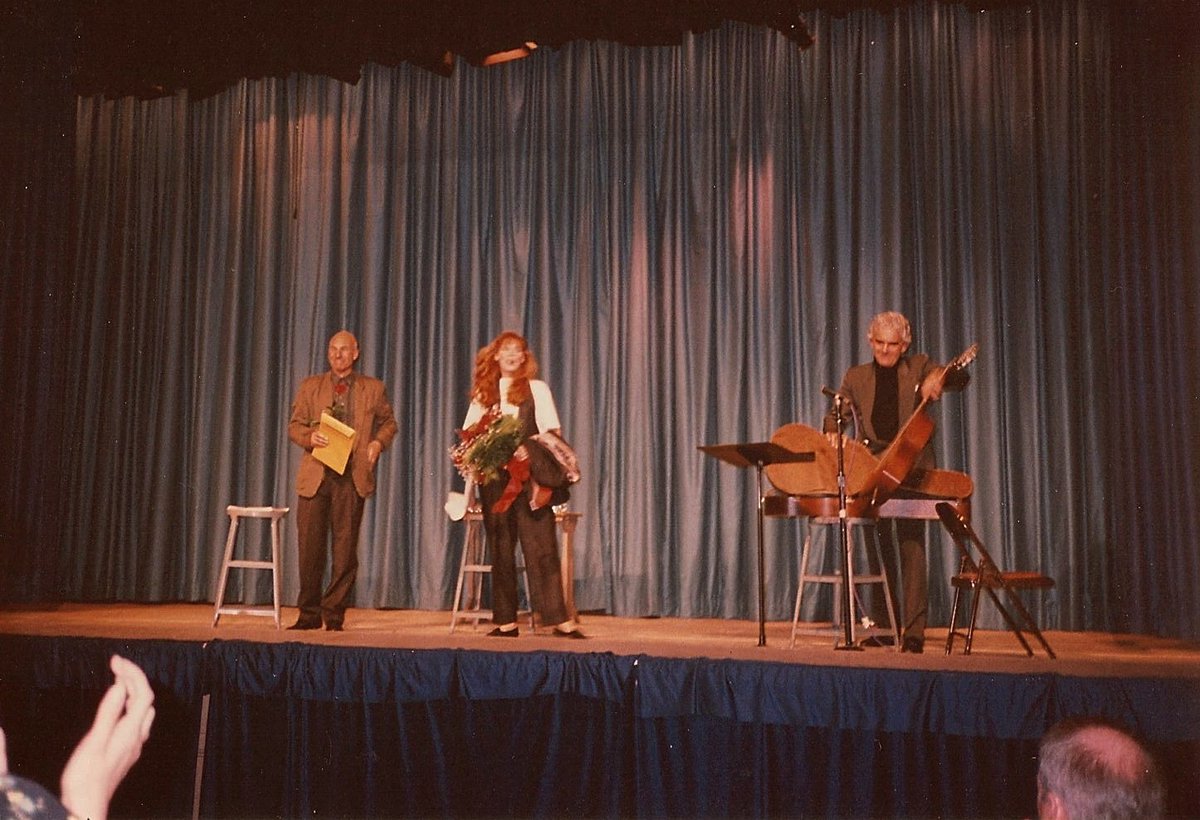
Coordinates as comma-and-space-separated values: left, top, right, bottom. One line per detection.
227, 505, 290, 519
213, 505, 289, 628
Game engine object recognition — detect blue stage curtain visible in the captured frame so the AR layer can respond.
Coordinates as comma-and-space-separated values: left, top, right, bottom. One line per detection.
192, 641, 1200, 817
198, 641, 637, 817
1, 2, 1198, 640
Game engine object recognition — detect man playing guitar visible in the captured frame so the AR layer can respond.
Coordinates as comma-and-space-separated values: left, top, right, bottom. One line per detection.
823, 311, 971, 653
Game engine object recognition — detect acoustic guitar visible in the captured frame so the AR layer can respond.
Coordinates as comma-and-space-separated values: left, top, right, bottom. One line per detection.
863, 343, 978, 504
765, 422, 974, 505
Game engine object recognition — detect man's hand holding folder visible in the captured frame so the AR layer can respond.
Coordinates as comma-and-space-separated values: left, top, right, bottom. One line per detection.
312, 412, 357, 474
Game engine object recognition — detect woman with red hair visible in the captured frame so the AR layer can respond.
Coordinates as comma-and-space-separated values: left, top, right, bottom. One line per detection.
460, 331, 584, 638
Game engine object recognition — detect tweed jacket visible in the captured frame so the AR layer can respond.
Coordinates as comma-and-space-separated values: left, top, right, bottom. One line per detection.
288, 371, 398, 498
823, 353, 942, 468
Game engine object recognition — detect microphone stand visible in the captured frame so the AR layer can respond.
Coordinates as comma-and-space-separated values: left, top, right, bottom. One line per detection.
826, 390, 862, 651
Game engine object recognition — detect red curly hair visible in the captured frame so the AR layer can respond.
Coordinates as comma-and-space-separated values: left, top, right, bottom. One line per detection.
470, 331, 540, 408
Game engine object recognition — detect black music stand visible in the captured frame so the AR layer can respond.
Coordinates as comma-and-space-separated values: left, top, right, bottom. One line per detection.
699, 442, 815, 646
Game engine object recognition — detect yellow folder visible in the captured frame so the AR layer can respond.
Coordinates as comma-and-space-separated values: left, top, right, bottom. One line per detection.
312, 412, 356, 475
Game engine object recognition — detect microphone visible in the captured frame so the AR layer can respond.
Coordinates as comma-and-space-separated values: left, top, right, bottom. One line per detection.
821, 386, 845, 402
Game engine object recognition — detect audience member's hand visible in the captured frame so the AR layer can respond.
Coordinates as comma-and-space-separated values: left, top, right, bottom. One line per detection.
59, 655, 156, 820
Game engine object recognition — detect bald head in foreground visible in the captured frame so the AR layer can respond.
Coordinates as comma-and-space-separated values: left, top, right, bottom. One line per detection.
1037, 717, 1164, 819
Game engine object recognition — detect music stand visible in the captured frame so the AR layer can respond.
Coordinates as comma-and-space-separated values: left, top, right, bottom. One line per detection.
699, 442, 815, 646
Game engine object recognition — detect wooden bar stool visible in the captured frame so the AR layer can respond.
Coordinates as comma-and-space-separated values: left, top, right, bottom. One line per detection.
449, 506, 583, 633
789, 505, 900, 650
449, 507, 533, 633
212, 505, 289, 628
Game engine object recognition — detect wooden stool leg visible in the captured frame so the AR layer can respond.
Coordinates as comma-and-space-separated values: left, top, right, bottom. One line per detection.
270, 516, 283, 629
449, 520, 474, 632
789, 529, 814, 649
212, 514, 239, 627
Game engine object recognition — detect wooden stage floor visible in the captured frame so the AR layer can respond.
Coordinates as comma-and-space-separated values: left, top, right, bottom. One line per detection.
2, 602, 1198, 682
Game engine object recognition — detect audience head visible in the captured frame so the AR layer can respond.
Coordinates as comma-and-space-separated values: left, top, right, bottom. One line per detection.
1036, 716, 1164, 819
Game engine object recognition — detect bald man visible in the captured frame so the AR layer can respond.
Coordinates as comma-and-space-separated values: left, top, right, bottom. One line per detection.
1037, 717, 1164, 819
286, 330, 397, 630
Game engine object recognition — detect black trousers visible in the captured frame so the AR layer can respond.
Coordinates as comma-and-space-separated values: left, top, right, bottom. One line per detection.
295, 468, 365, 626
870, 518, 927, 642
479, 474, 569, 628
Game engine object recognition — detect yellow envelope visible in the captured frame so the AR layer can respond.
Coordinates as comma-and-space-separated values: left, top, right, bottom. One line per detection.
312, 412, 356, 475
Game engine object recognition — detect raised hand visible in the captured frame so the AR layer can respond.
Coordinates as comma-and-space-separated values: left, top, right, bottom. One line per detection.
59, 655, 156, 820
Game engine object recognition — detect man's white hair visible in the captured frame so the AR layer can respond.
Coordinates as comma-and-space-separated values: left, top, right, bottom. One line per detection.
868, 311, 912, 344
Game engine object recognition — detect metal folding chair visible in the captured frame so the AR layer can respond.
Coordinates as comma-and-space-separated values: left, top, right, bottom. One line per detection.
935, 502, 1056, 658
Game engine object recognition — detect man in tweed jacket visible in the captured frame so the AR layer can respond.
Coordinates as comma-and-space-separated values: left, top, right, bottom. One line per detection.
286, 330, 397, 630
823, 311, 967, 653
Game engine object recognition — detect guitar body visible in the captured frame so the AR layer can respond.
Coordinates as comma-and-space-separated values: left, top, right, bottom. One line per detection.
903, 466, 974, 500
765, 423, 876, 496
766, 420, 974, 512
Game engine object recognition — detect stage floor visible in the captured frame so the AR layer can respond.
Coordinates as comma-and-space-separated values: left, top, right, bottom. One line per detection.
2, 602, 1198, 681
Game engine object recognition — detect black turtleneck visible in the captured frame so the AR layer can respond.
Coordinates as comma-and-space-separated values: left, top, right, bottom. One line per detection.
871, 362, 900, 445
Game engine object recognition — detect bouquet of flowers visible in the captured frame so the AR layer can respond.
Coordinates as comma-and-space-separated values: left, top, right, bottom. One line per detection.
450, 407, 525, 484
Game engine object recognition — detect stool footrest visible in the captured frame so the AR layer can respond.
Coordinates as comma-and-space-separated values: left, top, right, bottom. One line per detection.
216, 606, 276, 617
227, 560, 274, 569
801, 573, 886, 584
